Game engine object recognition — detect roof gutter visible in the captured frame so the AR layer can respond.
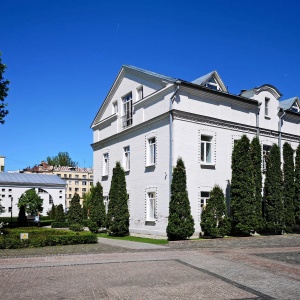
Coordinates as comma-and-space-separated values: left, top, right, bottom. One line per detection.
169, 81, 181, 200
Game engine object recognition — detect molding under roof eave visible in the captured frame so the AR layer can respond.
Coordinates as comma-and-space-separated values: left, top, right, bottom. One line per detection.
180, 81, 259, 106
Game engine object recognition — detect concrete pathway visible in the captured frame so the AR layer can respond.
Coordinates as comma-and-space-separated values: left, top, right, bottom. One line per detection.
97, 237, 168, 249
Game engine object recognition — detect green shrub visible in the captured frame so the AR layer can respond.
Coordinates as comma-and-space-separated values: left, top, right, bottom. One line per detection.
88, 221, 99, 233
69, 223, 84, 232
51, 221, 69, 228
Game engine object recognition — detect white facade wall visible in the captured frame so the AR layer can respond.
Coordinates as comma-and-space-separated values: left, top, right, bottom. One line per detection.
0, 186, 65, 217
92, 66, 300, 237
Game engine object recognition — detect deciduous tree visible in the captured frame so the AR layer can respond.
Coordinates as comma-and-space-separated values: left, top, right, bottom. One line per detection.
167, 158, 194, 240
46, 152, 77, 167
18, 189, 43, 216
0, 52, 9, 124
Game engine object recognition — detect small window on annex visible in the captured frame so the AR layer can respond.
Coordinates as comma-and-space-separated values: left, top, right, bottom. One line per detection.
123, 146, 130, 171
147, 192, 156, 221
200, 191, 210, 212
265, 98, 270, 116
201, 135, 212, 164
147, 137, 156, 166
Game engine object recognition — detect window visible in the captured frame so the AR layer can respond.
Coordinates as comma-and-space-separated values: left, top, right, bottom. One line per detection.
69, 187, 72, 191
201, 135, 212, 164
82, 188, 86, 192
1, 195, 4, 198
83, 175, 87, 179
75, 188, 79, 192
59, 196, 62, 199
8, 195, 12, 198
265, 98, 270, 116
69, 174, 72, 178
122, 92, 133, 128
200, 192, 210, 209
263, 145, 271, 171
8, 207, 12, 212
57, 174, 61, 177
1, 188, 5, 192
103, 153, 109, 176
75, 175, 79, 178
49, 197, 53, 204
82, 181, 87, 186
137, 86, 143, 100
104, 196, 109, 214
205, 77, 220, 91
59, 190, 62, 193
147, 137, 156, 166
147, 192, 156, 221
112, 101, 118, 114
64, 174, 67, 178
123, 146, 130, 171
68, 180, 72, 185
75, 181, 79, 185
69, 194, 72, 198
8, 189, 12, 192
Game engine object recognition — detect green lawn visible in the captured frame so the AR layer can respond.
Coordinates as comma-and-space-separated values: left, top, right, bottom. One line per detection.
97, 233, 168, 245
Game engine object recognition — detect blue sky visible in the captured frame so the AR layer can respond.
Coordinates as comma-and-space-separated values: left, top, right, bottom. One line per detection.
1, 0, 299, 171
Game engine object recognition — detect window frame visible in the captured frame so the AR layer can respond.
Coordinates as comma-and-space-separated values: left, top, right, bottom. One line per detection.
112, 100, 118, 114
200, 135, 213, 164
147, 192, 156, 221
122, 92, 133, 128
265, 97, 270, 116
137, 86, 143, 100
123, 146, 130, 171
103, 153, 109, 176
147, 137, 156, 166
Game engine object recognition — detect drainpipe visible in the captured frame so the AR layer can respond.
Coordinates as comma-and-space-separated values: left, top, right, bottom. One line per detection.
169, 81, 181, 198
256, 102, 262, 137
278, 109, 286, 154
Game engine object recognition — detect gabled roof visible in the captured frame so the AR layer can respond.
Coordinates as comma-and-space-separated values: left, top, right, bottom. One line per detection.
279, 96, 300, 111
192, 70, 228, 93
240, 84, 282, 100
0, 173, 66, 186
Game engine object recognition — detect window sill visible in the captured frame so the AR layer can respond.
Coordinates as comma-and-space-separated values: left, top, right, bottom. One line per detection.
146, 164, 156, 168
200, 163, 215, 169
145, 220, 156, 226
124, 169, 130, 174
264, 115, 271, 120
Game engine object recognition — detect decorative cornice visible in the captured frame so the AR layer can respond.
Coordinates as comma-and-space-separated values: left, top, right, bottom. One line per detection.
93, 113, 118, 129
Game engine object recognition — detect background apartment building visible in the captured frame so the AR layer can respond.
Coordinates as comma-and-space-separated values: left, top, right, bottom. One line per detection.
23, 162, 93, 208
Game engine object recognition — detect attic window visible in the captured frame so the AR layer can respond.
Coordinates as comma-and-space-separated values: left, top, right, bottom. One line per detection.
291, 103, 300, 113
205, 77, 220, 91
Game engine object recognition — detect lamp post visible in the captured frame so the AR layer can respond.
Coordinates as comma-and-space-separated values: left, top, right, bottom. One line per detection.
10, 197, 13, 224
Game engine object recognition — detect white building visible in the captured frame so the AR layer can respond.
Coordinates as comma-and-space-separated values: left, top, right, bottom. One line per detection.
0, 173, 66, 217
91, 65, 300, 237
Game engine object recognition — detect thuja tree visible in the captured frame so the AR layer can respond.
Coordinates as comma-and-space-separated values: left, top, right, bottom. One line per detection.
55, 204, 65, 222
167, 158, 194, 240
90, 182, 106, 228
82, 191, 92, 219
106, 162, 129, 236
231, 135, 257, 235
295, 144, 300, 225
283, 142, 295, 232
250, 137, 263, 230
200, 185, 231, 238
68, 193, 83, 225
49, 203, 56, 220
263, 144, 284, 233
17, 205, 27, 227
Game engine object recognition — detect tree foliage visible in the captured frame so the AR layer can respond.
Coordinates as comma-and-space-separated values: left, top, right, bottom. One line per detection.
68, 193, 83, 225
46, 152, 77, 167
282, 142, 295, 232
82, 191, 92, 220
55, 204, 65, 222
90, 182, 106, 228
18, 189, 43, 215
167, 158, 195, 240
49, 203, 56, 220
17, 205, 28, 227
263, 144, 284, 233
231, 135, 259, 235
295, 144, 300, 225
0, 201, 5, 214
200, 185, 231, 237
107, 162, 129, 236
250, 136, 263, 229
0, 52, 9, 124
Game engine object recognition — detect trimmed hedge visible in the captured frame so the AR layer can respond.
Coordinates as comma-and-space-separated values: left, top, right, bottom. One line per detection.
0, 228, 97, 249
51, 221, 69, 228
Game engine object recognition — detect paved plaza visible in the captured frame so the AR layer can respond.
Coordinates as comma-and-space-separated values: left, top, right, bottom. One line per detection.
0, 235, 300, 299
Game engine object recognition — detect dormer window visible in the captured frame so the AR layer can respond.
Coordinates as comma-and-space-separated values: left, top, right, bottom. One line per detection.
265, 98, 270, 116
291, 102, 300, 113
205, 77, 220, 91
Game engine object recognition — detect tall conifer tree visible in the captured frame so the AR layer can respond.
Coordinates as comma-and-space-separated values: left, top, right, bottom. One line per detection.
68, 193, 83, 225
231, 135, 256, 235
167, 158, 194, 240
250, 137, 263, 230
263, 144, 284, 233
283, 142, 295, 232
295, 144, 300, 225
90, 182, 106, 228
200, 185, 231, 237
107, 162, 129, 236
